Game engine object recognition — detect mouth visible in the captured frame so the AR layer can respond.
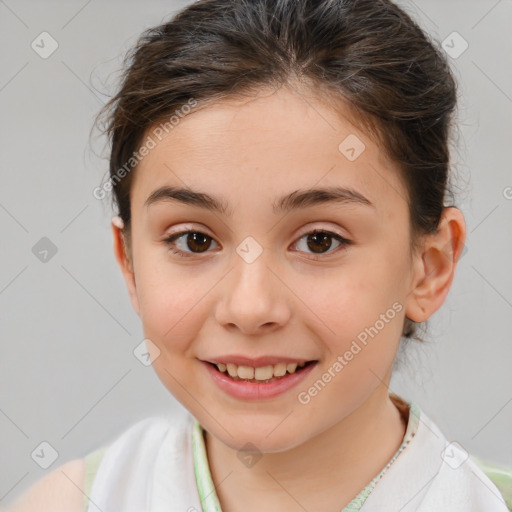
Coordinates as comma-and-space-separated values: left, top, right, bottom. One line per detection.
206, 360, 318, 384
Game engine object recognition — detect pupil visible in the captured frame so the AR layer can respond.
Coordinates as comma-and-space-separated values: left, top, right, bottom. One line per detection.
307, 232, 332, 253
188, 232, 210, 252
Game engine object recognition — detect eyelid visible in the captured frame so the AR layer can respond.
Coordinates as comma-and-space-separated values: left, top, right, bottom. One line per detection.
294, 223, 349, 241
163, 223, 349, 244
164, 223, 211, 236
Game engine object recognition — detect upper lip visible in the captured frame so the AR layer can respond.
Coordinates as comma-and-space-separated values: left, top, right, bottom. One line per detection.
202, 355, 317, 367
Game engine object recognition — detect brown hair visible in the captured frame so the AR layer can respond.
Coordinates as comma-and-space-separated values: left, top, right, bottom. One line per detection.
93, 0, 459, 341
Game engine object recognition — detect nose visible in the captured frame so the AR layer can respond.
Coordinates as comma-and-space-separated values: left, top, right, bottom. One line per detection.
214, 252, 291, 336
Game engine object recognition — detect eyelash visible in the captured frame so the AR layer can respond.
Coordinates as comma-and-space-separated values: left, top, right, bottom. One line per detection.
162, 228, 352, 260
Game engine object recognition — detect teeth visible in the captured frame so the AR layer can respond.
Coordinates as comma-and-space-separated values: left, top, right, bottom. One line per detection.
237, 365, 254, 379
254, 365, 273, 380
226, 363, 238, 378
215, 361, 309, 381
286, 363, 297, 373
273, 363, 287, 377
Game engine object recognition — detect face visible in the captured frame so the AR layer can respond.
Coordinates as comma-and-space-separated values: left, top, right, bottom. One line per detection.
116, 85, 420, 453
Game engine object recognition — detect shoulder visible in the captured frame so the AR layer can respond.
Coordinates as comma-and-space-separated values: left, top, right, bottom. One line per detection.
9, 458, 86, 512
90, 410, 196, 509
9, 411, 197, 512
470, 456, 512, 512
414, 410, 510, 511
362, 402, 510, 511
7, 412, 192, 512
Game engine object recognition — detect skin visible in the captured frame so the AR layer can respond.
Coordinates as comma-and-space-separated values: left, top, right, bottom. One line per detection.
9, 457, 86, 511
110, 84, 466, 512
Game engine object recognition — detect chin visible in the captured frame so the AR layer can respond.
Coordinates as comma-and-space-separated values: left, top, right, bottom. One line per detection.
209, 420, 308, 454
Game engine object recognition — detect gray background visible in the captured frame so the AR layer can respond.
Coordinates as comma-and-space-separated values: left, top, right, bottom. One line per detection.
1, 0, 511, 506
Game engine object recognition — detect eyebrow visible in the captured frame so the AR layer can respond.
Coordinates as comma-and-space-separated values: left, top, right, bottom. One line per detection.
144, 185, 374, 216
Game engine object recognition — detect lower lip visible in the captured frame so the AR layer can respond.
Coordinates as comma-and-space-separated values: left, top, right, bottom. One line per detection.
201, 360, 318, 400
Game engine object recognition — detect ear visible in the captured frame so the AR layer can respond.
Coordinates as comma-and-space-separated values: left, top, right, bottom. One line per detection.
405, 207, 466, 323
112, 216, 140, 316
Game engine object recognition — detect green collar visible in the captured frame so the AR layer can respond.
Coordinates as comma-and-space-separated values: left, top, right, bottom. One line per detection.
191, 399, 421, 512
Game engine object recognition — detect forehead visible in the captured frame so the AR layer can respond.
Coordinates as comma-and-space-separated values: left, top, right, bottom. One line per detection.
130, 86, 407, 215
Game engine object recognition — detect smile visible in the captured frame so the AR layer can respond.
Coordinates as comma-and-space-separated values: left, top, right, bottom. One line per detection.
212, 361, 313, 383
201, 359, 318, 400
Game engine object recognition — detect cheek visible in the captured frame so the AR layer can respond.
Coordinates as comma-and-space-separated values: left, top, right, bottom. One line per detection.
293, 271, 404, 421
134, 261, 210, 403
292, 253, 406, 370
134, 252, 211, 356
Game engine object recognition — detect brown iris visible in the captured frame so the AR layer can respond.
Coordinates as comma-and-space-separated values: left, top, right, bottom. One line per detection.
185, 232, 212, 253
306, 232, 334, 254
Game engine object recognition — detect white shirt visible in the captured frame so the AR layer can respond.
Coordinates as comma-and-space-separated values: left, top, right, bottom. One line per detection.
85, 400, 508, 512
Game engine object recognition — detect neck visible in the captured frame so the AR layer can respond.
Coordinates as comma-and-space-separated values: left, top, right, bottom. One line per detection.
204, 388, 407, 512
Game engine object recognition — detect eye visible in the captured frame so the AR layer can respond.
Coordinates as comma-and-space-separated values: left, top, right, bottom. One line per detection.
163, 228, 351, 259
163, 230, 220, 258
292, 229, 351, 259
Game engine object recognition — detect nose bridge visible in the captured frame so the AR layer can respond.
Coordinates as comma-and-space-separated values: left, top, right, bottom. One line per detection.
215, 237, 289, 333
234, 243, 272, 300
231, 239, 276, 309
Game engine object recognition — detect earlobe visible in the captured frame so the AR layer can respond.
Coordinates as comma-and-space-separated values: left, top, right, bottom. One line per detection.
405, 207, 466, 323
111, 217, 140, 316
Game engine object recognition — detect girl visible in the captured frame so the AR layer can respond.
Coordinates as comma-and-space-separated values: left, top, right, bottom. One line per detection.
11, 0, 511, 510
